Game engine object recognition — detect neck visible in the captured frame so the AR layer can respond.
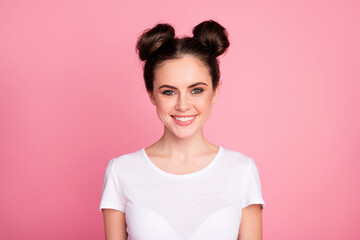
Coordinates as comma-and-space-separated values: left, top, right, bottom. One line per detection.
150, 126, 216, 159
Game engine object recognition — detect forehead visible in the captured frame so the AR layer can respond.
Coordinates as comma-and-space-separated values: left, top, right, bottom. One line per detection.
154, 55, 211, 86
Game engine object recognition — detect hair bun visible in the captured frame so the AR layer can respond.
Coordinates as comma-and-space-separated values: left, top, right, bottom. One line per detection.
136, 24, 175, 61
192, 20, 230, 57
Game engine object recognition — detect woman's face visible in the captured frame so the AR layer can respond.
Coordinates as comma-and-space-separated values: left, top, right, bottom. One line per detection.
148, 55, 218, 139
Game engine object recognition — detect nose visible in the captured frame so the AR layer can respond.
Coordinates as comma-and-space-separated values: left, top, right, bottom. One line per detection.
175, 93, 191, 111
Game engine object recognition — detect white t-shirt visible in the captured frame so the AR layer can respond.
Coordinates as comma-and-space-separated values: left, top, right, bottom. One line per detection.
99, 146, 265, 240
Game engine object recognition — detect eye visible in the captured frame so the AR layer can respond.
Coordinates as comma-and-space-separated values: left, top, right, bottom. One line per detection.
161, 90, 175, 96
191, 88, 204, 94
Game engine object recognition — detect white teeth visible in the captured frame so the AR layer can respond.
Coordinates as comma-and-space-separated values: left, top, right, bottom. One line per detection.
173, 116, 195, 122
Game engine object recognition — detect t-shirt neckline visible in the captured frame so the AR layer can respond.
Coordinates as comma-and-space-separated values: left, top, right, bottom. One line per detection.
141, 146, 223, 179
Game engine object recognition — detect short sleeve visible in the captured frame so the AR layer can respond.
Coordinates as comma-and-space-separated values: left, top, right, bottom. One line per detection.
99, 159, 126, 213
240, 158, 265, 209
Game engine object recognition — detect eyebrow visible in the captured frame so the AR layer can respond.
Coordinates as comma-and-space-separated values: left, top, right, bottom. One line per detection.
158, 82, 208, 90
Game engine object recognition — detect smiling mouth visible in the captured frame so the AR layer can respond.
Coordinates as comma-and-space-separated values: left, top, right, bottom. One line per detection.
171, 115, 197, 126
171, 115, 197, 122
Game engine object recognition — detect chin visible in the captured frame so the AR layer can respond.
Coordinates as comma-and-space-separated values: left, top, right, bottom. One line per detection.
169, 127, 202, 140
161, 117, 204, 139
174, 132, 195, 139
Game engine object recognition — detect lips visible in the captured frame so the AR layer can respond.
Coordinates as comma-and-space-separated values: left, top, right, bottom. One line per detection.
171, 114, 197, 126
171, 115, 197, 118
171, 115, 196, 120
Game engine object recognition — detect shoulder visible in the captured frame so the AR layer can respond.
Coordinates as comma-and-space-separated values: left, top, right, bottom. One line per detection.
108, 148, 144, 171
220, 146, 255, 170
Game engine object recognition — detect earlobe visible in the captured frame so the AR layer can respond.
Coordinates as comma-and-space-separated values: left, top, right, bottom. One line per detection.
212, 96, 217, 105
212, 88, 219, 105
147, 91, 156, 105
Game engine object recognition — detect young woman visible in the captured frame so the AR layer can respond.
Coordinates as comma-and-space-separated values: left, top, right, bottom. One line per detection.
99, 20, 265, 240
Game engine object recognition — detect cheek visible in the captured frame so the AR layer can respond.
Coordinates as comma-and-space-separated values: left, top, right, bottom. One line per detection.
198, 95, 214, 111
155, 98, 174, 114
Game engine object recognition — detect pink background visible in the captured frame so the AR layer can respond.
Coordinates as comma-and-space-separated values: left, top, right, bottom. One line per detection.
1, 0, 359, 239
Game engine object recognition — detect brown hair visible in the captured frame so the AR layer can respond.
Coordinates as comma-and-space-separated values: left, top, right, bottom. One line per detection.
136, 20, 230, 93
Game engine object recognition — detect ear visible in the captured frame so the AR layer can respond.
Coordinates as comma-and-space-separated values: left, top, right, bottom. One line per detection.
147, 91, 156, 105
212, 87, 219, 105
